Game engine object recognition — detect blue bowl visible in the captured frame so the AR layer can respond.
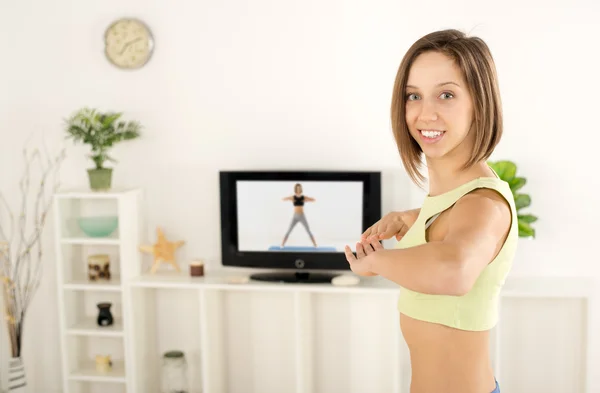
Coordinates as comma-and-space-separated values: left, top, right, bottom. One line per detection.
77, 216, 118, 237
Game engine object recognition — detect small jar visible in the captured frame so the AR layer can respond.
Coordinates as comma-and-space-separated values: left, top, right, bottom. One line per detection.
161, 350, 189, 393
190, 259, 204, 277
88, 254, 111, 281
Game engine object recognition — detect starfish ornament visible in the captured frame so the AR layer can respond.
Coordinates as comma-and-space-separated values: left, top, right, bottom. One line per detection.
139, 227, 185, 274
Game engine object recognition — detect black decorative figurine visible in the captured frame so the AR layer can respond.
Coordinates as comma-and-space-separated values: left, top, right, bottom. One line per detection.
97, 302, 114, 327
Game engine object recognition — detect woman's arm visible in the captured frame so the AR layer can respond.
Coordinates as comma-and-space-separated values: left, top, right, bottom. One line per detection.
282, 196, 293, 201
354, 189, 511, 296
304, 196, 316, 202
361, 208, 421, 242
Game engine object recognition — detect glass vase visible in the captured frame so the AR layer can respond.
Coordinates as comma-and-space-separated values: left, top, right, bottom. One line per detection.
161, 350, 189, 393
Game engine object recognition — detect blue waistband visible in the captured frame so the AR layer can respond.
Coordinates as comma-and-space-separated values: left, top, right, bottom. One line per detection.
491, 379, 500, 393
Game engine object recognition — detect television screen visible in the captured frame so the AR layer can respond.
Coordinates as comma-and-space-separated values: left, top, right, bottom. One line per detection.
219, 171, 381, 282
236, 180, 363, 253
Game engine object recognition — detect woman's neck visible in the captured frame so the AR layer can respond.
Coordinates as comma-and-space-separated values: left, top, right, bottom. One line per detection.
425, 158, 493, 197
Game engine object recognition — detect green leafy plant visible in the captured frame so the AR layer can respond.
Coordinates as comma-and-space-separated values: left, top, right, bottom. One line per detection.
64, 107, 141, 169
487, 160, 537, 238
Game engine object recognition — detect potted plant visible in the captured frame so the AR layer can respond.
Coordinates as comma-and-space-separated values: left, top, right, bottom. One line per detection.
64, 107, 141, 191
487, 160, 537, 238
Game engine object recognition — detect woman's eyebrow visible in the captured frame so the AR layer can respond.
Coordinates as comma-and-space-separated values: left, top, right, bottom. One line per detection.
406, 81, 461, 89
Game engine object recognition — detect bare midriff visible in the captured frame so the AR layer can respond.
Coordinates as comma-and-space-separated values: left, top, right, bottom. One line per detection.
400, 313, 497, 393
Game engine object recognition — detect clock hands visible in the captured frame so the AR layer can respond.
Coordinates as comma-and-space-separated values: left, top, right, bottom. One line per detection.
119, 37, 143, 55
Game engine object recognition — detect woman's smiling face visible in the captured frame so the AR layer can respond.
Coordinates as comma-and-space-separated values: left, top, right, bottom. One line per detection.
404, 51, 475, 163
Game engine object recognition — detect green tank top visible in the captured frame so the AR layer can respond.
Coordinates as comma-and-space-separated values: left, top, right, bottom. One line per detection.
395, 173, 518, 331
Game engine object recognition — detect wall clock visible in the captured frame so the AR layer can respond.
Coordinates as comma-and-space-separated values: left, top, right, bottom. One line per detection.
104, 18, 154, 69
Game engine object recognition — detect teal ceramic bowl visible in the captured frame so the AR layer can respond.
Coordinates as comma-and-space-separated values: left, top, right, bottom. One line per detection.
77, 216, 118, 237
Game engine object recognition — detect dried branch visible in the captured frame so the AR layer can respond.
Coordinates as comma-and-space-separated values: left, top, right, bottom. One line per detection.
0, 140, 65, 358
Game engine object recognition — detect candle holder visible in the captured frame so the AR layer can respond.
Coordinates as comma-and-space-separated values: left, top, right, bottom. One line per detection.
97, 302, 114, 327
190, 259, 204, 277
88, 254, 111, 281
95, 355, 113, 373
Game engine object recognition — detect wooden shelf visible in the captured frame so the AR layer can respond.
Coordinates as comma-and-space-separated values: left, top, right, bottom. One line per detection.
128, 270, 594, 298
67, 318, 124, 337
61, 235, 120, 246
55, 188, 141, 199
129, 270, 399, 294
63, 279, 122, 292
68, 360, 126, 383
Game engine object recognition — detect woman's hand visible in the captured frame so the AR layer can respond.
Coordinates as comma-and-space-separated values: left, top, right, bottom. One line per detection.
361, 209, 419, 242
344, 239, 384, 276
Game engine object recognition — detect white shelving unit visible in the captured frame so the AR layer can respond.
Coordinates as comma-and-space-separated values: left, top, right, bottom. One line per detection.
126, 271, 597, 393
53, 188, 144, 393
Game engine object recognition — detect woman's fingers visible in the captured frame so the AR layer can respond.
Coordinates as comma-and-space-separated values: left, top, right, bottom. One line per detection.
362, 224, 379, 241
361, 227, 372, 241
365, 224, 390, 241
378, 225, 397, 240
395, 222, 409, 240
345, 238, 383, 268
367, 221, 408, 242
371, 239, 383, 250
362, 221, 387, 240
356, 242, 367, 258
344, 245, 356, 262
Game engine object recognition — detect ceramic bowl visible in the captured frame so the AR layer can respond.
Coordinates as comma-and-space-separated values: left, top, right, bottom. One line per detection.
77, 216, 118, 237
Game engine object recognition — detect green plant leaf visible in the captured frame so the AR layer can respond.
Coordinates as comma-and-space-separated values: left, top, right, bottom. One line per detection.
489, 160, 516, 181
518, 214, 538, 223
509, 177, 526, 193
518, 220, 535, 238
515, 194, 531, 210
100, 112, 122, 127
64, 107, 141, 168
488, 159, 537, 238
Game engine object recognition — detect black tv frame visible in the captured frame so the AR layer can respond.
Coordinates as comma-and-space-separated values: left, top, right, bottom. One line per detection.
219, 170, 381, 283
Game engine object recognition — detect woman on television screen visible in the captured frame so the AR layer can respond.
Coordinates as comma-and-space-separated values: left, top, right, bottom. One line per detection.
281, 183, 317, 248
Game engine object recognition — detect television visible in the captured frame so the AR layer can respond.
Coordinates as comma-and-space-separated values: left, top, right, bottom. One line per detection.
219, 170, 381, 283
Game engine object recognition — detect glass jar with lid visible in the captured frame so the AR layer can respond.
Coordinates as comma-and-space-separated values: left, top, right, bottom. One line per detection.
161, 350, 189, 393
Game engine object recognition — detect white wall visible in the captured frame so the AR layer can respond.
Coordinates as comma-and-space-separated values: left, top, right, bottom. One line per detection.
1, 0, 599, 391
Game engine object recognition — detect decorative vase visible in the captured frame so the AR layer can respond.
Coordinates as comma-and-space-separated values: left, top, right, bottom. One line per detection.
88, 254, 111, 281
161, 350, 189, 393
8, 356, 27, 392
97, 302, 114, 327
87, 168, 112, 191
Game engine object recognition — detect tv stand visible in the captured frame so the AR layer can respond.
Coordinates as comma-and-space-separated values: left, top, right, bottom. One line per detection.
250, 271, 338, 283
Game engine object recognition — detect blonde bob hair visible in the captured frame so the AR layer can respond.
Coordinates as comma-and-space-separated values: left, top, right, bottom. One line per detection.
391, 29, 503, 187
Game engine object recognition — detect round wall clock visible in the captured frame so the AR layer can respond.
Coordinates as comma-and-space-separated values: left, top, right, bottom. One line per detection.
104, 18, 154, 69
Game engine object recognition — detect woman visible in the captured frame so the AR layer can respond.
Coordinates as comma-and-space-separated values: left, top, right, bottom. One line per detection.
281, 183, 318, 248
345, 29, 517, 393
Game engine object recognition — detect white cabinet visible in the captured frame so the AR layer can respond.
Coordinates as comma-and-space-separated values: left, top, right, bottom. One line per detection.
53, 189, 144, 393
127, 272, 406, 393
125, 272, 596, 393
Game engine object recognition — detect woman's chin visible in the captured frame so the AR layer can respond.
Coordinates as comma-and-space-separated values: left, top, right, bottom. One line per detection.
421, 147, 447, 160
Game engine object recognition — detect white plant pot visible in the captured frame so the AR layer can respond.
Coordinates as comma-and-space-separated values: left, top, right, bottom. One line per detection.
7, 357, 26, 392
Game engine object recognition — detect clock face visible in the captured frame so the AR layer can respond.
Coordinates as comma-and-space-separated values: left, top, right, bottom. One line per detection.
104, 18, 154, 69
